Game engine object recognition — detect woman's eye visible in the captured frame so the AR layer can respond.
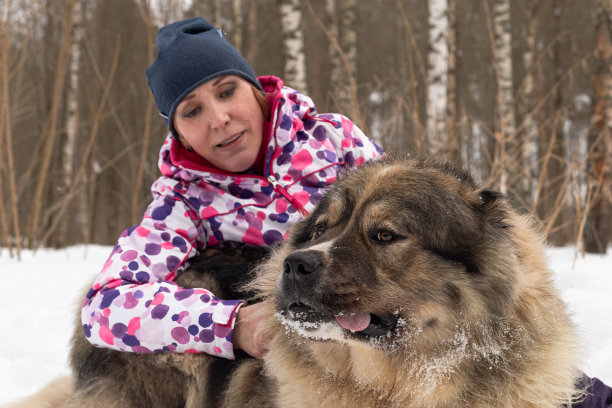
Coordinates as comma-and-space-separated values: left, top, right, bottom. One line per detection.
313, 224, 326, 240
220, 86, 235, 98
183, 106, 201, 118
374, 231, 396, 243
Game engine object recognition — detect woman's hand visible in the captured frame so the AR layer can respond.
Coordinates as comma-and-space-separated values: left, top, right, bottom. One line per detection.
233, 301, 272, 359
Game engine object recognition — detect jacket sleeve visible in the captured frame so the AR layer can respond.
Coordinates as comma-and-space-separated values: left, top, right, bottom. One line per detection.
81, 189, 243, 359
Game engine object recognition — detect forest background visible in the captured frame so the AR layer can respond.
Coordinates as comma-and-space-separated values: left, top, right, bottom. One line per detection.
0, 0, 610, 258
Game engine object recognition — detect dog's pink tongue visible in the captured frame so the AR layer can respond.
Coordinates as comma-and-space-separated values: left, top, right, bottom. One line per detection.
335, 313, 371, 332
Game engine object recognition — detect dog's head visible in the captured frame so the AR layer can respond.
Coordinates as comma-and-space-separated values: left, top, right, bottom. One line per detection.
271, 156, 522, 350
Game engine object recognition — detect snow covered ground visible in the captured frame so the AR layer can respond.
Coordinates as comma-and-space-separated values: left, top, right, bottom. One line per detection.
0, 245, 610, 404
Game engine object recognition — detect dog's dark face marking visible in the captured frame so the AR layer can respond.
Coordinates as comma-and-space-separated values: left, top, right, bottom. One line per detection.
274, 157, 514, 348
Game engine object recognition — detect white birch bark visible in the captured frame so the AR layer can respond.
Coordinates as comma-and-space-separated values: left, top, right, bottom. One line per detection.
426, 0, 449, 155
278, 0, 308, 93
492, 0, 516, 190
63, 0, 82, 201
521, 14, 538, 201
446, 0, 457, 159
58, 0, 84, 245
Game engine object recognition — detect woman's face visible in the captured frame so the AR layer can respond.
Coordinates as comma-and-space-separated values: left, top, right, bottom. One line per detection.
174, 75, 264, 173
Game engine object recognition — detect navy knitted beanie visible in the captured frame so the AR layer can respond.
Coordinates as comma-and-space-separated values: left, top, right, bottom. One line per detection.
146, 17, 262, 134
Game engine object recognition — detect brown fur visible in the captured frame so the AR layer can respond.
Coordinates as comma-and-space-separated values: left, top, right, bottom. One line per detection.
248, 156, 584, 407
12, 156, 584, 407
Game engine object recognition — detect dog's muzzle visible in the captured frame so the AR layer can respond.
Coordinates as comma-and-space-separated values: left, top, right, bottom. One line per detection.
278, 250, 398, 338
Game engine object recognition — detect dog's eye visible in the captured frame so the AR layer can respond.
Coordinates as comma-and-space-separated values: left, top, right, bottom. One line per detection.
313, 224, 326, 240
374, 231, 396, 243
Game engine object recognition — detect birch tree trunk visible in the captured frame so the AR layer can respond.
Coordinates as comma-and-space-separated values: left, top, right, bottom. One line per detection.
59, 0, 83, 246
519, 6, 538, 206
446, 0, 458, 161
584, 0, 612, 254
491, 0, 516, 192
278, 0, 308, 93
426, 0, 449, 156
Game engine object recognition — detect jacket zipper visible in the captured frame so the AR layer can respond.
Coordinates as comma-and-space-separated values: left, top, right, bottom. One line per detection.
267, 175, 309, 216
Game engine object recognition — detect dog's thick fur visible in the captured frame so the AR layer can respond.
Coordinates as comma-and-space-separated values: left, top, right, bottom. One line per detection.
249, 156, 584, 407
11, 156, 584, 408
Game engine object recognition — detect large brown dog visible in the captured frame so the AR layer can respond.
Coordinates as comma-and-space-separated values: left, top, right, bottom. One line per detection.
9, 156, 584, 408
248, 156, 584, 407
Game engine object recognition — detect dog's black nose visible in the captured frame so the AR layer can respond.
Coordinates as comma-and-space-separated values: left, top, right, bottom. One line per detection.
283, 251, 321, 278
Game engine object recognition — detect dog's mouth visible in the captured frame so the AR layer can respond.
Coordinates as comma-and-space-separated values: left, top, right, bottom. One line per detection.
286, 303, 398, 338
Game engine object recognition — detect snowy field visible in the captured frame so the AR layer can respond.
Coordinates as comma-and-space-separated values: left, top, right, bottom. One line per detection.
0, 244, 610, 404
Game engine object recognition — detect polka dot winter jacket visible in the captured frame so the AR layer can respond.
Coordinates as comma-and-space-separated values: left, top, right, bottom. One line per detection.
81, 76, 384, 359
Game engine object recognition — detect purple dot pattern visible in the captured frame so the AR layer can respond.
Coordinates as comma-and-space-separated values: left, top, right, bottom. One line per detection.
81, 76, 383, 360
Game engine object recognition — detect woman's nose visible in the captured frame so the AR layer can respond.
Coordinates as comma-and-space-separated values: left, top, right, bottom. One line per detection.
207, 103, 229, 129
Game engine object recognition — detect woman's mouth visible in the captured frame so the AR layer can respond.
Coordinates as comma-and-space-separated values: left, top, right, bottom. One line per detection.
217, 131, 244, 148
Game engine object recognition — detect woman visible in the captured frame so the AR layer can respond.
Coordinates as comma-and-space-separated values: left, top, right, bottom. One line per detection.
81, 17, 383, 361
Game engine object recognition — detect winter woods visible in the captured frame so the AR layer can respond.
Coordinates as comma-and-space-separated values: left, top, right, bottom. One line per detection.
0, 0, 609, 255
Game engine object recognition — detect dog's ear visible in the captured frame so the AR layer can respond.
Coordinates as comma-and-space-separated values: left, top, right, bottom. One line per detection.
428, 188, 509, 275
479, 189, 503, 204
476, 188, 511, 230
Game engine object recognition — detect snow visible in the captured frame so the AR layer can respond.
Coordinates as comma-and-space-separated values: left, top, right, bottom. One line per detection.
0, 245, 610, 404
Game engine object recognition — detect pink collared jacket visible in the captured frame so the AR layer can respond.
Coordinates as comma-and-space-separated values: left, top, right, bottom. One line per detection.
81, 76, 383, 359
